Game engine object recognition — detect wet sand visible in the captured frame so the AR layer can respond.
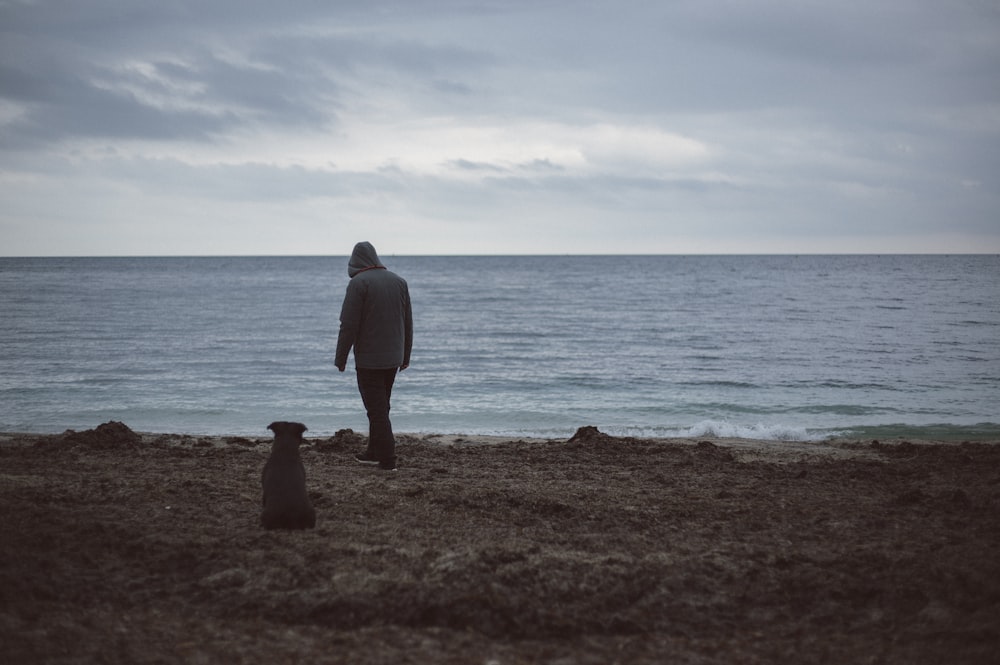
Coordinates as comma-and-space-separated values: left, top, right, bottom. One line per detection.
1, 422, 998, 664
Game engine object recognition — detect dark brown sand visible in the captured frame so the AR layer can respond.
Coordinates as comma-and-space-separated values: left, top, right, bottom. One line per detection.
1, 422, 998, 664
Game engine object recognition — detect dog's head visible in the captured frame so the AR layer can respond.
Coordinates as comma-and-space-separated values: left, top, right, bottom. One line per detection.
267, 421, 308, 439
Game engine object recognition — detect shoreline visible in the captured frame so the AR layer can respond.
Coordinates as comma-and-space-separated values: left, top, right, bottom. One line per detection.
5, 418, 1000, 445
1, 425, 973, 463
7, 420, 998, 445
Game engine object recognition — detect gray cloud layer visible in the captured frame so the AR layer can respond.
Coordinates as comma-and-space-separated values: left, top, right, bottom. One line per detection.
1, 0, 997, 254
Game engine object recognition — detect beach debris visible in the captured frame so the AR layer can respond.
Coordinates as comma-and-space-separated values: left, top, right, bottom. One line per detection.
53, 420, 142, 449
567, 426, 615, 444
333, 428, 366, 445
314, 428, 367, 452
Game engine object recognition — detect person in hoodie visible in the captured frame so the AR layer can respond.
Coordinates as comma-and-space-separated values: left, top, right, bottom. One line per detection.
335, 242, 413, 471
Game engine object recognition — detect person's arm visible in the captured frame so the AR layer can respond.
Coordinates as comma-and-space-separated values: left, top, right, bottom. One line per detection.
400, 283, 413, 370
335, 281, 363, 371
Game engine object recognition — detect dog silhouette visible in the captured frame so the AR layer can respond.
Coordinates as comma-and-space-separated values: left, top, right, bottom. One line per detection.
261, 421, 316, 530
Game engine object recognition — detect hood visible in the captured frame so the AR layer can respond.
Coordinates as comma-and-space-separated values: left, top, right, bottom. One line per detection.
347, 241, 384, 277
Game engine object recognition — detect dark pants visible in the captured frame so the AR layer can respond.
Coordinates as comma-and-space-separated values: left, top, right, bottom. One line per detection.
356, 367, 398, 466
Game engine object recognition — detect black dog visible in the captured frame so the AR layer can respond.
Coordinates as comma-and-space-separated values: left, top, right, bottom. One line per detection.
261, 421, 316, 530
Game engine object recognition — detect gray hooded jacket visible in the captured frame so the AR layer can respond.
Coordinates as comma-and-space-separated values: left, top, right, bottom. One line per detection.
335, 242, 413, 370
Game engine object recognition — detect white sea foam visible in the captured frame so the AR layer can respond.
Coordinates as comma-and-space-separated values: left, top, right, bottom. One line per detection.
672, 420, 833, 442
596, 421, 834, 442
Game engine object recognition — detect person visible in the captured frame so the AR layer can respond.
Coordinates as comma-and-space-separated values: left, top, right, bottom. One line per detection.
335, 242, 413, 471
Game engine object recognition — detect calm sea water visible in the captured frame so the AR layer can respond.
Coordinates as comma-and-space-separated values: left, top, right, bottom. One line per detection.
1, 255, 997, 441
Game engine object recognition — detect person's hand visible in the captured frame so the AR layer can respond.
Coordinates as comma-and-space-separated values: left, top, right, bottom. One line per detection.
400, 363, 409, 371
336, 362, 346, 372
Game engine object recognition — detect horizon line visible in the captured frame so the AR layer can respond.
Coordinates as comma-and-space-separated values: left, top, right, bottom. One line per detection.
2, 251, 998, 259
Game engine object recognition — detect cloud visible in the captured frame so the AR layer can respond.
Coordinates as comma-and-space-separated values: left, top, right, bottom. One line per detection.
0, 0, 998, 255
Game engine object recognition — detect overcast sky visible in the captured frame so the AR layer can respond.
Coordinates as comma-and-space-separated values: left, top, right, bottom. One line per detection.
1, 0, 998, 255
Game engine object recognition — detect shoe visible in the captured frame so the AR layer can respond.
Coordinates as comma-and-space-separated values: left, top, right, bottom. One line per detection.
355, 452, 380, 465
378, 461, 398, 472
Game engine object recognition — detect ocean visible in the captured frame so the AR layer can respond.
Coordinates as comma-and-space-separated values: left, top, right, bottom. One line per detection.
1, 255, 997, 442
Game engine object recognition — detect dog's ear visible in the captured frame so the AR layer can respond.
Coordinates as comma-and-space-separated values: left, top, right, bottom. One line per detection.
267, 422, 277, 432
296, 422, 308, 435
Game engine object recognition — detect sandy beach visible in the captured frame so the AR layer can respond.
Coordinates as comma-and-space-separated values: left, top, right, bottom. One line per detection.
1, 422, 998, 664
